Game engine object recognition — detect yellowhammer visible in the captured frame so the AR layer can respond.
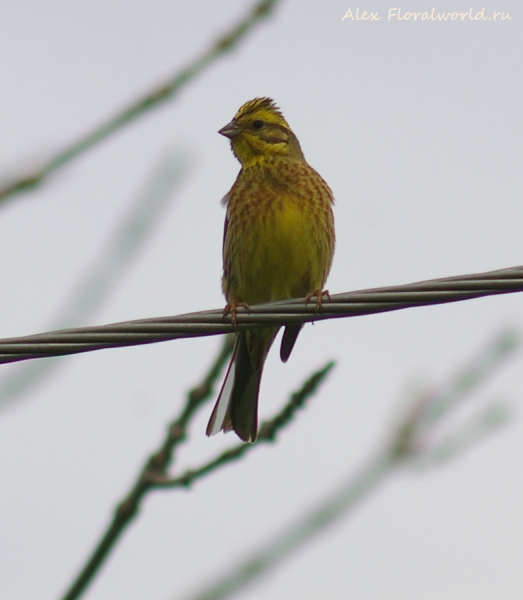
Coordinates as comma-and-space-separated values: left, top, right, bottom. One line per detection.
206, 98, 335, 442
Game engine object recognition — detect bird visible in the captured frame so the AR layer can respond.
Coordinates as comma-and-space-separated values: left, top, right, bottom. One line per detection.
206, 97, 335, 443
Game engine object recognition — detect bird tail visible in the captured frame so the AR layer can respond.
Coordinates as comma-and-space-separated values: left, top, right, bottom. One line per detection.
206, 328, 277, 443
280, 324, 303, 363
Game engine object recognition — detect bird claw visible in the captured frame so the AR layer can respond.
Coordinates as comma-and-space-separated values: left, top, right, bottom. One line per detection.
223, 300, 250, 327
305, 289, 330, 314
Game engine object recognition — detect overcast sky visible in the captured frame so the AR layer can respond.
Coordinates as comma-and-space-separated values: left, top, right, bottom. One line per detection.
1, 1, 522, 599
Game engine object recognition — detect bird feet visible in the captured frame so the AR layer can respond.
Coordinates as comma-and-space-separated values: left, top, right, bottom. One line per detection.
305, 289, 330, 313
223, 300, 250, 326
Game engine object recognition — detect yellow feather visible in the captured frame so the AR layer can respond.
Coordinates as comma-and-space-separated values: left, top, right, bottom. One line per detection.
207, 98, 335, 442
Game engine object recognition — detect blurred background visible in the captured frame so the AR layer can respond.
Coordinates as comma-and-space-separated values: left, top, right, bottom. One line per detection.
0, 1, 522, 598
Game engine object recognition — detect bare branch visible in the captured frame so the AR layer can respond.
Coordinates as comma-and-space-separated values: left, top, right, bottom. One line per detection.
148, 361, 335, 490
0, 0, 281, 205
182, 453, 393, 600
180, 329, 518, 600
59, 341, 332, 600
0, 152, 189, 410
410, 403, 511, 469
59, 335, 234, 600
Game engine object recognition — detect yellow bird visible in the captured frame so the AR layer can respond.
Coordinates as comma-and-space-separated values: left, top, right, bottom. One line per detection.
206, 98, 335, 442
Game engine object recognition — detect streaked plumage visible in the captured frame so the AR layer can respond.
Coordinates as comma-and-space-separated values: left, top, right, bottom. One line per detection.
206, 98, 335, 442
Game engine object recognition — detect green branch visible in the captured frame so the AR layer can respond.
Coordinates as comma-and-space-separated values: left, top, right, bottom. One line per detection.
0, 0, 281, 205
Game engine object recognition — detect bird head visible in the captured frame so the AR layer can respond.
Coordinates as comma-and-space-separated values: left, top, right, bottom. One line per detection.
219, 98, 304, 167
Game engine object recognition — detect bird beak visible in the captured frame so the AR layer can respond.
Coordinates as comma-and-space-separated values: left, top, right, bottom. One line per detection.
218, 121, 242, 139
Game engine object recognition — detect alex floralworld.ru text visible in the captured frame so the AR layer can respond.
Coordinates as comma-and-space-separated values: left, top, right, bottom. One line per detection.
341, 8, 513, 21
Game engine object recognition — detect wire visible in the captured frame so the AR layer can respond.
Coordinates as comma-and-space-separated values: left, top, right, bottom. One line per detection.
1, 265, 522, 365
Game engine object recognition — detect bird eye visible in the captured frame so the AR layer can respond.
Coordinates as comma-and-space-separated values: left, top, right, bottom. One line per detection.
252, 120, 264, 130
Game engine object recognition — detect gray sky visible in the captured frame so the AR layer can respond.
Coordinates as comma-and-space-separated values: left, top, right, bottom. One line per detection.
1, 1, 522, 599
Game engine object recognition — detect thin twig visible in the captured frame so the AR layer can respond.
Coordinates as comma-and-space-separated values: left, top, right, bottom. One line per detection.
60, 335, 234, 600
182, 452, 393, 600
148, 361, 335, 490
0, 0, 281, 205
180, 330, 517, 600
0, 152, 189, 410
60, 343, 332, 600
1, 265, 523, 364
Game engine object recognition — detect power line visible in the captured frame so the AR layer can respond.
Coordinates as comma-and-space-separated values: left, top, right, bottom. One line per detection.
1, 265, 522, 365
